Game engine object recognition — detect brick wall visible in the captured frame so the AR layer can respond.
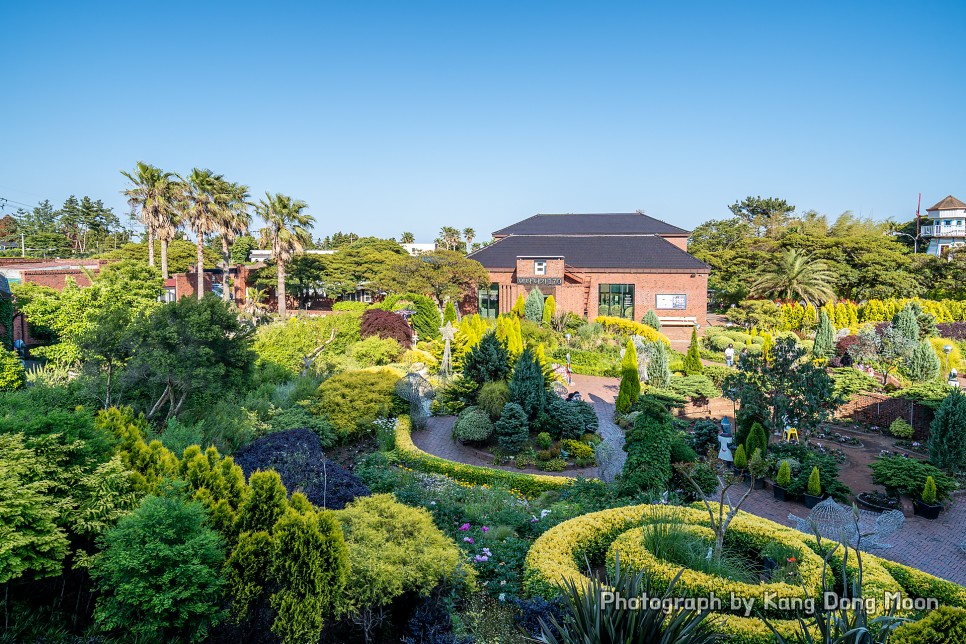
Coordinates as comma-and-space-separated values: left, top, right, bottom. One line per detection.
835, 392, 934, 441
662, 235, 689, 252
22, 269, 96, 289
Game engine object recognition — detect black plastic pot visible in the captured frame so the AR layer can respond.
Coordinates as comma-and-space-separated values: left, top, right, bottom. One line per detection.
803, 493, 824, 509
763, 557, 778, 573
752, 478, 766, 490
913, 499, 943, 520
773, 485, 788, 501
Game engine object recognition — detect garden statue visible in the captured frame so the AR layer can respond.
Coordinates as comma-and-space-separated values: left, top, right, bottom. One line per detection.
718, 418, 734, 462
439, 321, 455, 380
395, 372, 435, 431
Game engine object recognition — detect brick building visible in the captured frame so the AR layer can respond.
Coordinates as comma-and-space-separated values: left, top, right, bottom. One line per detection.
467, 213, 709, 331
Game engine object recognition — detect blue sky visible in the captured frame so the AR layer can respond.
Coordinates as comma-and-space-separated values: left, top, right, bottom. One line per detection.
2, 1, 964, 241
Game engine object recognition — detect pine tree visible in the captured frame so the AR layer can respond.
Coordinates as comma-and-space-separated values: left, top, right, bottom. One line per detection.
893, 304, 920, 343
616, 339, 640, 413
509, 348, 545, 420
542, 295, 556, 325
641, 309, 662, 331
812, 310, 836, 358
494, 402, 529, 453
443, 300, 458, 325
524, 289, 544, 323
683, 327, 703, 375
928, 391, 966, 475
649, 341, 672, 389
907, 339, 941, 382
511, 294, 526, 317
462, 331, 510, 384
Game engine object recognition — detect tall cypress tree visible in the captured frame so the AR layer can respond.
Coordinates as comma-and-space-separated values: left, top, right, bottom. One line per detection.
616, 339, 640, 413
893, 304, 920, 343
649, 341, 672, 389
813, 309, 836, 358
929, 391, 966, 474
509, 347, 545, 420
683, 327, 704, 374
443, 300, 458, 325
907, 339, 941, 382
524, 289, 544, 323
542, 295, 556, 325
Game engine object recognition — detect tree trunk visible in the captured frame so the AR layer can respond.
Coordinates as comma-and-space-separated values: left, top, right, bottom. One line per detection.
160, 239, 169, 280
221, 239, 231, 302
196, 235, 204, 299
147, 224, 156, 267
277, 259, 287, 318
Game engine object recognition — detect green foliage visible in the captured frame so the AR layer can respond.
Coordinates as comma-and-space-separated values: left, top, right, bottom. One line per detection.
620, 400, 674, 494
616, 340, 640, 413
443, 300, 458, 325
893, 303, 920, 343
888, 418, 914, 439
230, 234, 258, 264
683, 327, 703, 375
477, 380, 510, 420
733, 444, 747, 469
776, 460, 791, 488
0, 433, 69, 584
542, 295, 556, 325
870, 455, 958, 499
745, 422, 768, 458
830, 367, 879, 401
641, 309, 662, 331
375, 248, 489, 306
334, 494, 468, 638
524, 288, 545, 323
890, 606, 966, 644
648, 340, 672, 389
313, 368, 405, 442
235, 470, 288, 534
0, 348, 24, 391
892, 380, 953, 409
536, 431, 553, 450
929, 390, 966, 474
664, 374, 721, 401
90, 489, 226, 643
812, 309, 836, 358
253, 313, 362, 374
922, 476, 937, 504
379, 292, 442, 340
546, 397, 587, 440
511, 293, 526, 317
806, 466, 821, 496
907, 338, 942, 382
463, 332, 510, 385
346, 336, 402, 367
495, 402, 529, 454
453, 406, 495, 443
509, 348, 545, 420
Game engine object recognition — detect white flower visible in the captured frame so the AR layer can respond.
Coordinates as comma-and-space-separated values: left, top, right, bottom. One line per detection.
498, 593, 506, 602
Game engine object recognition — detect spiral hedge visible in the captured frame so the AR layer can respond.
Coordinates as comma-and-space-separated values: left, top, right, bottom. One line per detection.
394, 415, 577, 497
523, 503, 966, 643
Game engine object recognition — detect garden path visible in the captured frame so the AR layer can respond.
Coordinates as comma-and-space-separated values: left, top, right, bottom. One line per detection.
567, 374, 626, 481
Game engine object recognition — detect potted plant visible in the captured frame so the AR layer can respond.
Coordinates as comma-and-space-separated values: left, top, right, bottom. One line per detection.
803, 466, 823, 508
748, 448, 768, 490
732, 444, 747, 477
913, 476, 943, 520
773, 460, 791, 501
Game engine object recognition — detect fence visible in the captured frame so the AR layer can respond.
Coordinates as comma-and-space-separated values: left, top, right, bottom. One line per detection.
835, 392, 933, 441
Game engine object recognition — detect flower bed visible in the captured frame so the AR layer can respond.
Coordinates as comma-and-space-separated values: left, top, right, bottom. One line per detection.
523, 503, 966, 643
394, 415, 577, 497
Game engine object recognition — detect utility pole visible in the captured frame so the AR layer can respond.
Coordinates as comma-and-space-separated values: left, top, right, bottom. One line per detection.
21, 232, 24, 258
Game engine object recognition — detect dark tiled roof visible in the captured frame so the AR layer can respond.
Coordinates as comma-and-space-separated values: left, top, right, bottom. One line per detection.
492, 213, 689, 237
927, 195, 966, 211
468, 235, 709, 271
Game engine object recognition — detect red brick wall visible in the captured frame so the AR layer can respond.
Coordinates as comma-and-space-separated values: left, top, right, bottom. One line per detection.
661, 235, 689, 251
21, 269, 96, 289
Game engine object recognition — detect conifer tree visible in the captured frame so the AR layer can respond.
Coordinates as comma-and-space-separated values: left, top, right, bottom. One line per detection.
929, 390, 966, 475
761, 332, 773, 363
745, 421, 769, 457
641, 309, 662, 331
509, 348, 545, 420
443, 300, 458, 325
619, 399, 673, 493
542, 295, 556, 325
616, 339, 640, 413
462, 331, 510, 384
907, 338, 941, 382
235, 471, 288, 534
524, 289, 545, 323
511, 294, 526, 317
893, 304, 920, 343
494, 402, 529, 453
812, 309, 836, 358
683, 327, 703, 374
648, 341, 672, 389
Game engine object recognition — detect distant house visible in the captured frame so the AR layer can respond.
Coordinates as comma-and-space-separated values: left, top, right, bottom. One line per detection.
922, 195, 966, 256
467, 212, 709, 332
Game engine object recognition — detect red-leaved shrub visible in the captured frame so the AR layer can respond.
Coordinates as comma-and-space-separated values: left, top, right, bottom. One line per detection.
361, 308, 413, 346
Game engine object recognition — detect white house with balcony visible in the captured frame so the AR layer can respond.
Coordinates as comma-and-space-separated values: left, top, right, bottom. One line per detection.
922, 195, 966, 256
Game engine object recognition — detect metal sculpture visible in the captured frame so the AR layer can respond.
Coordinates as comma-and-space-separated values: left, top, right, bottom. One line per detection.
788, 497, 904, 549
395, 372, 435, 430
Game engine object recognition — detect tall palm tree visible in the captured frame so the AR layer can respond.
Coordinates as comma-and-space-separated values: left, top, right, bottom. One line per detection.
120, 162, 176, 269
213, 181, 252, 302
463, 227, 475, 252
256, 193, 314, 319
156, 181, 183, 280
749, 248, 836, 307
182, 168, 227, 299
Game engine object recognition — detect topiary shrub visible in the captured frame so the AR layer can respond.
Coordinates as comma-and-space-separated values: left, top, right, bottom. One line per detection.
443, 300, 458, 325
360, 308, 413, 346
476, 380, 510, 420
669, 432, 698, 463
546, 398, 585, 440
890, 606, 966, 644
536, 432, 553, 450
733, 444, 747, 470
922, 475, 937, 504
452, 406, 494, 444
314, 368, 406, 442
524, 289, 545, 323
806, 466, 821, 496
745, 422, 768, 458
495, 402, 529, 453
233, 428, 371, 510
776, 460, 791, 488
619, 399, 674, 494
562, 439, 594, 461
889, 418, 914, 439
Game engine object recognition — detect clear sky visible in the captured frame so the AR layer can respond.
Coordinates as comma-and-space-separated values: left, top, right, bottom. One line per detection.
2, 1, 964, 242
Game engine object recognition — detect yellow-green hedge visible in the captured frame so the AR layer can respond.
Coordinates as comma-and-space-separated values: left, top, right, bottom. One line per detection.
523, 503, 966, 644
594, 316, 671, 346
394, 416, 577, 497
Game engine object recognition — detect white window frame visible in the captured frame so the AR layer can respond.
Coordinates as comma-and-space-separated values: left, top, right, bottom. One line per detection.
534, 260, 546, 276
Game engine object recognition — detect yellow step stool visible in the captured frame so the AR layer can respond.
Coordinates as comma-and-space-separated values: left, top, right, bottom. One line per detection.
782, 427, 799, 443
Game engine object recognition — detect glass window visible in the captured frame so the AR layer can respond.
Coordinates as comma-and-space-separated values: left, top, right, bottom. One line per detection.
598, 284, 634, 319
534, 260, 546, 275
478, 283, 499, 319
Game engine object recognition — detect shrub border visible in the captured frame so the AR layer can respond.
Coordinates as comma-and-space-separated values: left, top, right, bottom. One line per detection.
394, 416, 579, 497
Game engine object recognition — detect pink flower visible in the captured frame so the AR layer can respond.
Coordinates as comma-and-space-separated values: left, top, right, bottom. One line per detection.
463, 537, 474, 544
459, 523, 471, 531
482, 526, 489, 532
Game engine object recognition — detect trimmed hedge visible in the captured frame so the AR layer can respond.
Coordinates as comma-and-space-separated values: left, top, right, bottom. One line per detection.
593, 316, 671, 346
394, 416, 578, 497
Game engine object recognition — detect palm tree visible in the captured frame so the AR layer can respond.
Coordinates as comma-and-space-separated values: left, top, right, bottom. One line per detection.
463, 227, 475, 252
749, 248, 836, 306
156, 182, 183, 280
120, 162, 177, 269
182, 168, 226, 299
256, 193, 314, 318
213, 181, 252, 302
400, 231, 415, 244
